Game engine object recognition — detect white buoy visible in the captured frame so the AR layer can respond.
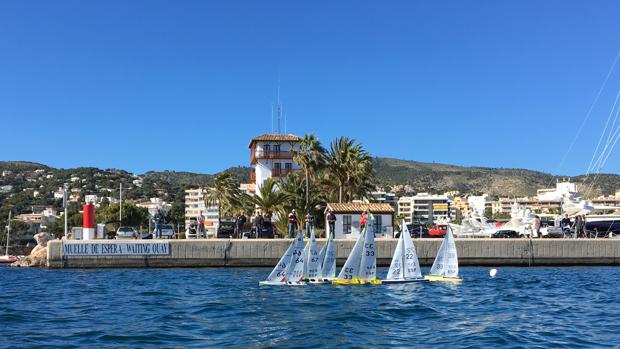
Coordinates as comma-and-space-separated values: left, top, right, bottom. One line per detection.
490, 268, 497, 278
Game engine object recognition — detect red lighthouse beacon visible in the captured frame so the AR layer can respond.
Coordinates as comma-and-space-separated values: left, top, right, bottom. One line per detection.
82, 201, 96, 240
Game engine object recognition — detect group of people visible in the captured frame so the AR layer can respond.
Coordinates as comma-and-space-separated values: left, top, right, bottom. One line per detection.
285, 208, 340, 239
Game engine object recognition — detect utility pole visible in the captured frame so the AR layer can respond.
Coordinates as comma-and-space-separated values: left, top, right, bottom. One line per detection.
63, 183, 69, 239
119, 183, 123, 226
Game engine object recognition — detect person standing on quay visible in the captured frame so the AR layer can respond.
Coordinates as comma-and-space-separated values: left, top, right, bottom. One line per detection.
197, 211, 206, 238
535, 215, 542, 238
254, 211, 264, 238
305, 211, 314, 238
360, 210, 368, 232
288, 209, 298, 238
574, 215, 584, 238
154, 209, 164, 239
327, 209, 337, 239
235, 210, 247, 238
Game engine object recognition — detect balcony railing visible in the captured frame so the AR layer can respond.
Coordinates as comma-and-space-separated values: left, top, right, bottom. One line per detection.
250, 149, 295, 163
272, 168, 295, 177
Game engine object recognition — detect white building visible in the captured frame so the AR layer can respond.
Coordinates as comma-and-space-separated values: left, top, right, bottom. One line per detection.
135, 197, 172, 217
537, 182, 578, 201
249, 134, 302, 194
398, 193, 452, 225
184, 188, 219, 235
84, 194, 98, 204
325, 203, 394, 239
397, 196, 414, 224
368, 191, 397, 208
467, 195, 488, 216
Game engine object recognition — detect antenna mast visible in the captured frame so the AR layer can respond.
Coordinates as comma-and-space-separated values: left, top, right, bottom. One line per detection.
276, 76, 282, 134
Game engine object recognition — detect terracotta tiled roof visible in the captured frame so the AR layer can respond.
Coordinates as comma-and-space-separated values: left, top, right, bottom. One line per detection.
249, 134, 302, 147
326, 203, 395, 214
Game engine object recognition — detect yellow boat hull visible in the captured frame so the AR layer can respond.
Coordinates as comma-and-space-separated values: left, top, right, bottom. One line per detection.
424, 275, 463, 283
332, 279, 382, 285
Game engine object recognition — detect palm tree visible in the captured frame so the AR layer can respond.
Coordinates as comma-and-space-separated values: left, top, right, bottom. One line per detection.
279, 172, 325, 225
251, 178, 289, 215
345, 146, 374, 201
204, 173, 240, 222
293, 134, 326, 208
326, 137, 354, 203
326, 137, 374, 202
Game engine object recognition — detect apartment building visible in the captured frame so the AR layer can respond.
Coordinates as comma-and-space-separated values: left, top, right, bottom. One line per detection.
398, 193, 452, 225
184, 188, 219, 235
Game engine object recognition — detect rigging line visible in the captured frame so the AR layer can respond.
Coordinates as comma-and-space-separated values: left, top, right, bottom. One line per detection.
584, 125, 620, 198
604, 93, 620, 146
556, 49, 620, 175
599, 125, 620, 169
587, 90, 620, 175
589, 95, 620, 174
591, 121, 620, 175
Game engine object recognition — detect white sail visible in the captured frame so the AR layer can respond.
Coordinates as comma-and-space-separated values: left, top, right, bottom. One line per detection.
263, 242, 294, 283
386, 231, 405, 280
303, 230, 321, 280
402, 224, 423, 279
285, 231, 306, 282
359, 224, 376, 281
429, 227, 459, 278
317, 243, 326, 270
336, 229, 365, 280
320, 237, 337, 280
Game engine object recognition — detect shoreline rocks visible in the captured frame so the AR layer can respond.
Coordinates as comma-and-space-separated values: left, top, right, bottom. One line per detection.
11, 232, 52, 267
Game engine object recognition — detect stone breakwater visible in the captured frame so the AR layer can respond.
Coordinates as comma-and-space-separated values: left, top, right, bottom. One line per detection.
45, 238, 620, 268
12, 232, 52, 267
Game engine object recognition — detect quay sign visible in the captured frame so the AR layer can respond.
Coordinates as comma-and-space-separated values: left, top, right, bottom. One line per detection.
64, 242, 171, 256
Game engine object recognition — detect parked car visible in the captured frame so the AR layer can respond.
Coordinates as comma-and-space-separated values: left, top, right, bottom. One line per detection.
217, 219, 237, 238
428, 224, 448, 238
185, 220, 198, 239
116, 226, 138, 239
255, 221, 275, 239
153, 224, 175, 239
399, 224, 430, 238
491, 230, 520, 238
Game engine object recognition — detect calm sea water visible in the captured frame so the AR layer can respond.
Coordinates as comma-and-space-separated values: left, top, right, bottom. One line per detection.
1, 266, 619, 348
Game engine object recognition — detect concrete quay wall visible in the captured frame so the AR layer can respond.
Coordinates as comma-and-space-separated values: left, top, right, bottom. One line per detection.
47, 238, 620, 268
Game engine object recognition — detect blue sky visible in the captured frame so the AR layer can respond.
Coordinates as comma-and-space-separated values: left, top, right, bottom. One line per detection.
1, 1, 620, 175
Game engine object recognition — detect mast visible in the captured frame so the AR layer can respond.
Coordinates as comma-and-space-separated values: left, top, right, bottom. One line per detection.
6, 211, 11, 256
401, 222, 406, 279
119, 183, 123, 226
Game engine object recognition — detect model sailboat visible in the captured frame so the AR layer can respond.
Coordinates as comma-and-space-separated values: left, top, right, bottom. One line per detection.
382, 221, 425, 284
259, 230, 306, 285
318, 235, 336, 282
302, 229, 321, 282
425, 225, 463, 283
332, 218, 381, 285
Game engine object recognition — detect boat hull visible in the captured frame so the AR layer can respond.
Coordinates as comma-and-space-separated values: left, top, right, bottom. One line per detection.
0, 256, 18, 264
332, 279, 382, 285
424, 275, 463, 283
381, 278, 426, 284
258, 280, 307, 286
307, 278, 333, 285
